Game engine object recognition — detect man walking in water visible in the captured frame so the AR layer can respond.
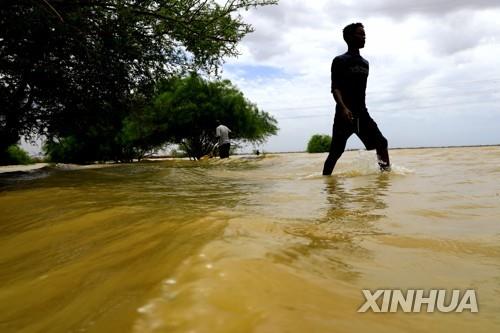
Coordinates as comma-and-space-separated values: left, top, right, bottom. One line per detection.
216, 120, 231, 158
323, 23, 390, 175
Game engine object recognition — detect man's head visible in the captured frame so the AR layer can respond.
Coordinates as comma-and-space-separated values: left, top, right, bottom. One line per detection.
343, 23, 365, 49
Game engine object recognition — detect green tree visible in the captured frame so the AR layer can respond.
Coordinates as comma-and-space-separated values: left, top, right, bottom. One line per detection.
307, 134, 331, 153
5, 145, 34, 165
0, 0, 278, 164
126, 74, 278, 160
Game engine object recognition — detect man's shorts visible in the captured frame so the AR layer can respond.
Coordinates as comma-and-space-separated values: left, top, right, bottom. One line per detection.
332, 113, 387, 151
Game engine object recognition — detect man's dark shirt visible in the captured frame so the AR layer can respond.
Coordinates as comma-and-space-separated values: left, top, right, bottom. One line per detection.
331, 52, 369, 116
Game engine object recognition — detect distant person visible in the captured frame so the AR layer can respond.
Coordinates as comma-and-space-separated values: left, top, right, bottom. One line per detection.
216, 120, 231, 158
323, 22, 390, 175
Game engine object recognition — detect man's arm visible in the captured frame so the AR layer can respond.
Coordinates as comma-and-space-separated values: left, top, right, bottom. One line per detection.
333, 89, 353, 122
331, 57, 353, 122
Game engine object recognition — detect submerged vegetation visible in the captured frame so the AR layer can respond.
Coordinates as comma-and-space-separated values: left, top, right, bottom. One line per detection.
0, 0, 279, 164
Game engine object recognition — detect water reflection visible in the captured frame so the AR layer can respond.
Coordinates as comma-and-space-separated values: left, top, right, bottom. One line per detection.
323, 173, 390, 224
271, 174, 391, 282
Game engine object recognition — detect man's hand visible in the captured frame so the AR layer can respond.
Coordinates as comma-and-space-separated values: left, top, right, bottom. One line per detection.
341, 107, 354, 122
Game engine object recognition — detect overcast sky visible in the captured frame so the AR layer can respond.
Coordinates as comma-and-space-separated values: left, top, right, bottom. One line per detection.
222, 0, 500, 152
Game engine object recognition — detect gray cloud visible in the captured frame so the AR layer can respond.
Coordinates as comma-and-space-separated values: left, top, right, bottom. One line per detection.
243, 0, 500, 60
327, 0, 500, 19
242, 1, 327, 60
247, 1, 323, 27
243, 28, 289, 60
419, 11, 500, 55
321, 0, 500, 56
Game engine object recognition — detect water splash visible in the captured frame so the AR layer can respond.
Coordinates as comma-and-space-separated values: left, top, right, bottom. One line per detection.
338, 150, 414, 177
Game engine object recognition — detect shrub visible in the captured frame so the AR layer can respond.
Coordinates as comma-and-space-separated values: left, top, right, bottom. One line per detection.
307, 134, 331, 153
5, 145, 34, 165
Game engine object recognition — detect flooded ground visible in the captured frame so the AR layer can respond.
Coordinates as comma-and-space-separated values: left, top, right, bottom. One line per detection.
1, 147, 499, 332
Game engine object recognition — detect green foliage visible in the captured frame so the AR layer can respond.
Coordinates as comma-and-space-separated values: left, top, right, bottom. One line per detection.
307, 134, 332, 153
3, 145, 33, 165
118, 98, 169, 161
126, 74, 278, 159
1, 0, 278, 163
43, 137, 83, 163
